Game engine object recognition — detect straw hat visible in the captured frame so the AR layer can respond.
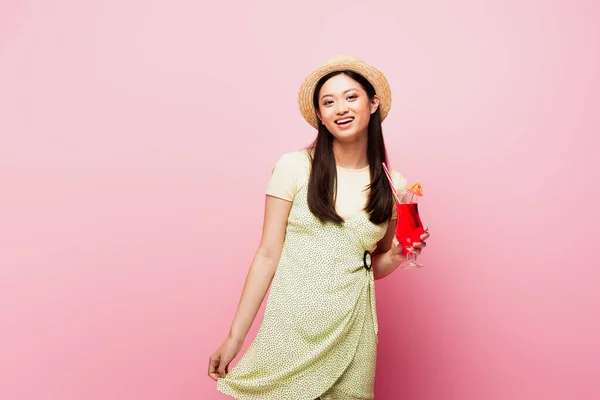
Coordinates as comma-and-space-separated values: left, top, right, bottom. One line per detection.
297, 55, 392, 129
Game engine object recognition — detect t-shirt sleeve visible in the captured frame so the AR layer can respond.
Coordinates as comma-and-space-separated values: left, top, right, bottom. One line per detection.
265, 152, 304, 201
390, 169, 408, 220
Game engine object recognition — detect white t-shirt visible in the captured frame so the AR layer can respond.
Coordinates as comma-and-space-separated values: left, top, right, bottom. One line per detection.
266, 150, 408, 221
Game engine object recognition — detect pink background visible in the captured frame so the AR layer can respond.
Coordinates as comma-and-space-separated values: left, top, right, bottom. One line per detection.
1, 0, 598, 399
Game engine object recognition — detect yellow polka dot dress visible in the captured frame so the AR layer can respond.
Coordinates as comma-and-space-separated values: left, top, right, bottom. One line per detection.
217, 152, 393, 400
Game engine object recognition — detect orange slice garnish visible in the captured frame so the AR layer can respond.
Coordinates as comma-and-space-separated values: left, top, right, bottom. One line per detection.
407, 182, 424, 196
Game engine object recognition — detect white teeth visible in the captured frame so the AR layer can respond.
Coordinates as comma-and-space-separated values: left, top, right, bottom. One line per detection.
336, 118, 354, 124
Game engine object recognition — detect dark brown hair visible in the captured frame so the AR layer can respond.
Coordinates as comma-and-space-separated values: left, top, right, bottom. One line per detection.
306, 70, 394, 225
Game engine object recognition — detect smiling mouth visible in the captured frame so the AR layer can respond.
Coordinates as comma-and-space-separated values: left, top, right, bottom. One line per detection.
335, 117, 354, 125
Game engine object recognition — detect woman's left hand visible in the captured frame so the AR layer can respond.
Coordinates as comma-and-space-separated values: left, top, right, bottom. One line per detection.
411, 226, 430, 256
387, 226, 431, 271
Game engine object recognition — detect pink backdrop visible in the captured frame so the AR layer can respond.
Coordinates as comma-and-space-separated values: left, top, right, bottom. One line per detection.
1, 0, 599, 399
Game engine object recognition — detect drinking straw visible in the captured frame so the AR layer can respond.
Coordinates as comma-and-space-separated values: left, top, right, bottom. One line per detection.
381, 162, 402, 204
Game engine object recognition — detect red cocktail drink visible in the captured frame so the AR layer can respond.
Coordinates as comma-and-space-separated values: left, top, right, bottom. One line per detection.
395, 203, 425, 257
382, 162, 426, 269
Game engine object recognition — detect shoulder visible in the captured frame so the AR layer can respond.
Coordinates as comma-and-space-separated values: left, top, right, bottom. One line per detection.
274, 149, 309, 167
389, 168, 408, 192
389, 168, 408, 219
271, 149, 309, 178
266, 149, 308, 201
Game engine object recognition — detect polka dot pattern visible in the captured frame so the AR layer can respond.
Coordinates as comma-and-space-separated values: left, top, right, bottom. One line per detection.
217, 154, 389, 400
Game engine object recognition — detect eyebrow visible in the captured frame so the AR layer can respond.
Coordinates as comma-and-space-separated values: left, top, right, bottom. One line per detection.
320, 88, 359, 101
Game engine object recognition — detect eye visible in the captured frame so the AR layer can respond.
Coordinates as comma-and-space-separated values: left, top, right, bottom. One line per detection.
347, 94, 358, 100
323, 100, 334, 106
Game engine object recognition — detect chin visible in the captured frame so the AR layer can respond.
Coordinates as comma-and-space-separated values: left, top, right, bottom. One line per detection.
331, 130, 361, 142
329, 125, 367, 141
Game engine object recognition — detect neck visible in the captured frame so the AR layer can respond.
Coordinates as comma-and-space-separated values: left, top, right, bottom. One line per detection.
332, 133, 368, 170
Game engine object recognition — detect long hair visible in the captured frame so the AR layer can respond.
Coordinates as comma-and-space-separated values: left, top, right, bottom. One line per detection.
306, 70, 394, 225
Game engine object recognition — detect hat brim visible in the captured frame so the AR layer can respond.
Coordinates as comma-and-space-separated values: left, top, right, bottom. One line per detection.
297, 56, 392, 129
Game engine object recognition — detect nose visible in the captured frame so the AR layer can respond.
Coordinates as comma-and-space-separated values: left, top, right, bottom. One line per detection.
335, 101, 348, 114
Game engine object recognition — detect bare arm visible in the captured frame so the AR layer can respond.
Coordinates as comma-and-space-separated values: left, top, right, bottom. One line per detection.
228, 194, 292, 341
209, 194, 292, 380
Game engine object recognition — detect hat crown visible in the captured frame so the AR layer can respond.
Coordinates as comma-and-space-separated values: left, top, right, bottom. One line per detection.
324, 54, 359, 64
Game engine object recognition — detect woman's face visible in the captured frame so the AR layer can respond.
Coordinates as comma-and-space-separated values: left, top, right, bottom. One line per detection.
316, 73, 379, 141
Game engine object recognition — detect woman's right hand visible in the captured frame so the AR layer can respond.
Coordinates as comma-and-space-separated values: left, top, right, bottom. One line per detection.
208, 335, 244, 381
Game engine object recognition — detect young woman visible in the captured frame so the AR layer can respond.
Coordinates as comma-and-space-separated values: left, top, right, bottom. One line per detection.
208, 55, 430, 400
